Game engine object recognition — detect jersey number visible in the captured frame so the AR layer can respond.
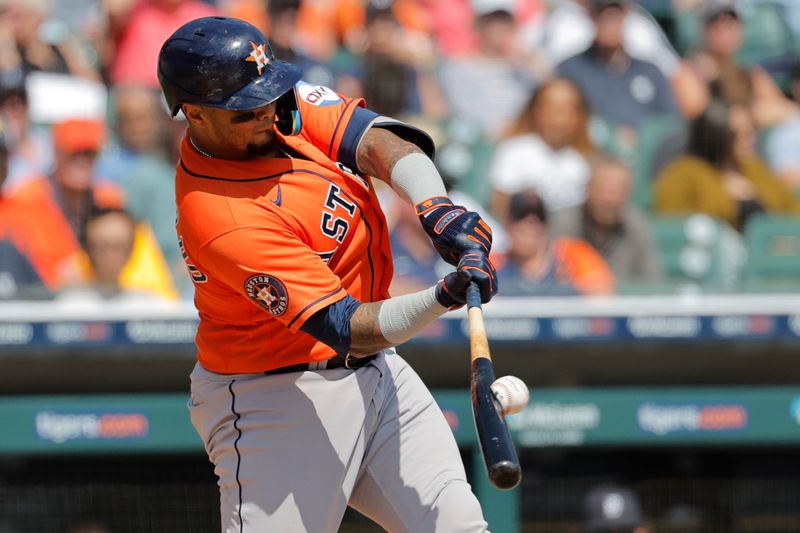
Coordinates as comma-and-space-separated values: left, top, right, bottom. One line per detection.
179, 235, 207, 283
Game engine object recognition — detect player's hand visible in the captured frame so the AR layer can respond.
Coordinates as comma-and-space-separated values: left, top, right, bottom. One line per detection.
435, 252, 498, 308
416, 197, 492, 266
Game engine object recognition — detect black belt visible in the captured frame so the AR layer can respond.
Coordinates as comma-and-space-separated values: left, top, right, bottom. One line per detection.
263, 353, 377, 376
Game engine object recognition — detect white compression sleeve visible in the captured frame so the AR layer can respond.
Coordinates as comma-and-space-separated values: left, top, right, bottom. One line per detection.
378, 286, 449, 345
390, 152, 448, 205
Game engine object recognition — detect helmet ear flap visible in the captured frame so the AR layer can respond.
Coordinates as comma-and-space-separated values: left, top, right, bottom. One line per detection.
275, 89, 302, 136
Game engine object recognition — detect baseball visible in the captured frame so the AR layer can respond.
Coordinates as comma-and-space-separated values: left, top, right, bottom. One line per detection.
490, 375, 530, 415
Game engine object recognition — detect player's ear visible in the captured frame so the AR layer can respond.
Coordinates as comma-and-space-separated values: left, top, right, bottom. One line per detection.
182, 104, 206, 127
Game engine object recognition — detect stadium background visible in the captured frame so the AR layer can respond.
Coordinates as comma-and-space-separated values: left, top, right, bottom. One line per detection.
2, 0, 800, 531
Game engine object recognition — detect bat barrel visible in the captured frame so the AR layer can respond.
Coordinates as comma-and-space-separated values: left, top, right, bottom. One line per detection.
467, 282, 522, 490
471, 357, 522, 490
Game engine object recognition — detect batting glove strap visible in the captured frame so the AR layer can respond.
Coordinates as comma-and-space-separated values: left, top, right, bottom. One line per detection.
415, 196, 453, 216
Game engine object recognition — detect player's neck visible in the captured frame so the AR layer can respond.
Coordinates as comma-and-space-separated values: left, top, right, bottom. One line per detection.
189, 136, 215, 158
188, 134, 292, 161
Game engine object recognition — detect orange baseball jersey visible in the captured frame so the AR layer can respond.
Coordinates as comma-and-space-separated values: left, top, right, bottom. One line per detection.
177, 85, 400, 373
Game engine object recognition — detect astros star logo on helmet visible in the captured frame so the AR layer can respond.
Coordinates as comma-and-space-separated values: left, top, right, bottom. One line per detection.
246, 41, 270, 75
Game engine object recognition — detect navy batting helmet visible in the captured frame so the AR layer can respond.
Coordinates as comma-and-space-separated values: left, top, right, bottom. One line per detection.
158, 17, 303, 133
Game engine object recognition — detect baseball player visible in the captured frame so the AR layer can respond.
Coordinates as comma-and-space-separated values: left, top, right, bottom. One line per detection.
158, 17, 498, 532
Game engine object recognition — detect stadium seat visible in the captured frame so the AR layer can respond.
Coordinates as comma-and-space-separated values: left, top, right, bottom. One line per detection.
737, 2, 795, 65
438, 117, 496, 209
650, 214, 746, 291
631, 114, 688, 209
742, 214, 800, 289
637, 0, 673, 19
588, 115, 626, 161
739, 2, 797, 92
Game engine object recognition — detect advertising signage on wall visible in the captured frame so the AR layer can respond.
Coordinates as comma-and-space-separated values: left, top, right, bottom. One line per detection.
2, 388, 800, 454
506, 389, 800, 446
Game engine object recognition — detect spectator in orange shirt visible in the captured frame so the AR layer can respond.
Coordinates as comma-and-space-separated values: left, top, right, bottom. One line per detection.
497, 189, 615, 296
8, 118, 178, 298
0, 119, 46, 298
13, 119, 177, 299
8, 118, 122, 289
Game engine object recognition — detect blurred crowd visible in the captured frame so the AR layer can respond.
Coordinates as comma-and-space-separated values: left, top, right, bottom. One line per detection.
1, 0, 800, 301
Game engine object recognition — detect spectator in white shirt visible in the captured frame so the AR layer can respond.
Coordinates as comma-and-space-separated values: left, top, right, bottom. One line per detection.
489, 78, 592, 219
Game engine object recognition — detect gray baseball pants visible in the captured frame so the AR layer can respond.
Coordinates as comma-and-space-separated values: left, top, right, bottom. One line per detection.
188, 349, 489, 532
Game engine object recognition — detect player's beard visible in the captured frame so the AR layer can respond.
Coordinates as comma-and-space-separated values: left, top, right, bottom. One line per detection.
246, 126, 278, 157
246, 140, 275, 157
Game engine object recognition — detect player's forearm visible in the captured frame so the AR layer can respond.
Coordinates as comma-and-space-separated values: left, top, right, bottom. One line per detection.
349, 287, 449, 356
349, 301, 393, 355
356, 128, 447, 204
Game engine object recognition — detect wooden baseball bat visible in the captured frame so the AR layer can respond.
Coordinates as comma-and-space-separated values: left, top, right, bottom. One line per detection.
466, 282, 522, 490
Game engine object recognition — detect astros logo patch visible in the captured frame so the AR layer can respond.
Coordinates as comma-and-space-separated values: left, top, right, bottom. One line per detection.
245, 274, 288, 316
245, 42, 270, 75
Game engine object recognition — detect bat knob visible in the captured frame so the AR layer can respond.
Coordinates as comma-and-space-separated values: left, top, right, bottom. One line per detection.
489, 460, 522, 490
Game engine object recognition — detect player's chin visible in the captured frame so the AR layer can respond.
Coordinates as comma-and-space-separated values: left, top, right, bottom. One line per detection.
246, 139, 274, 157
